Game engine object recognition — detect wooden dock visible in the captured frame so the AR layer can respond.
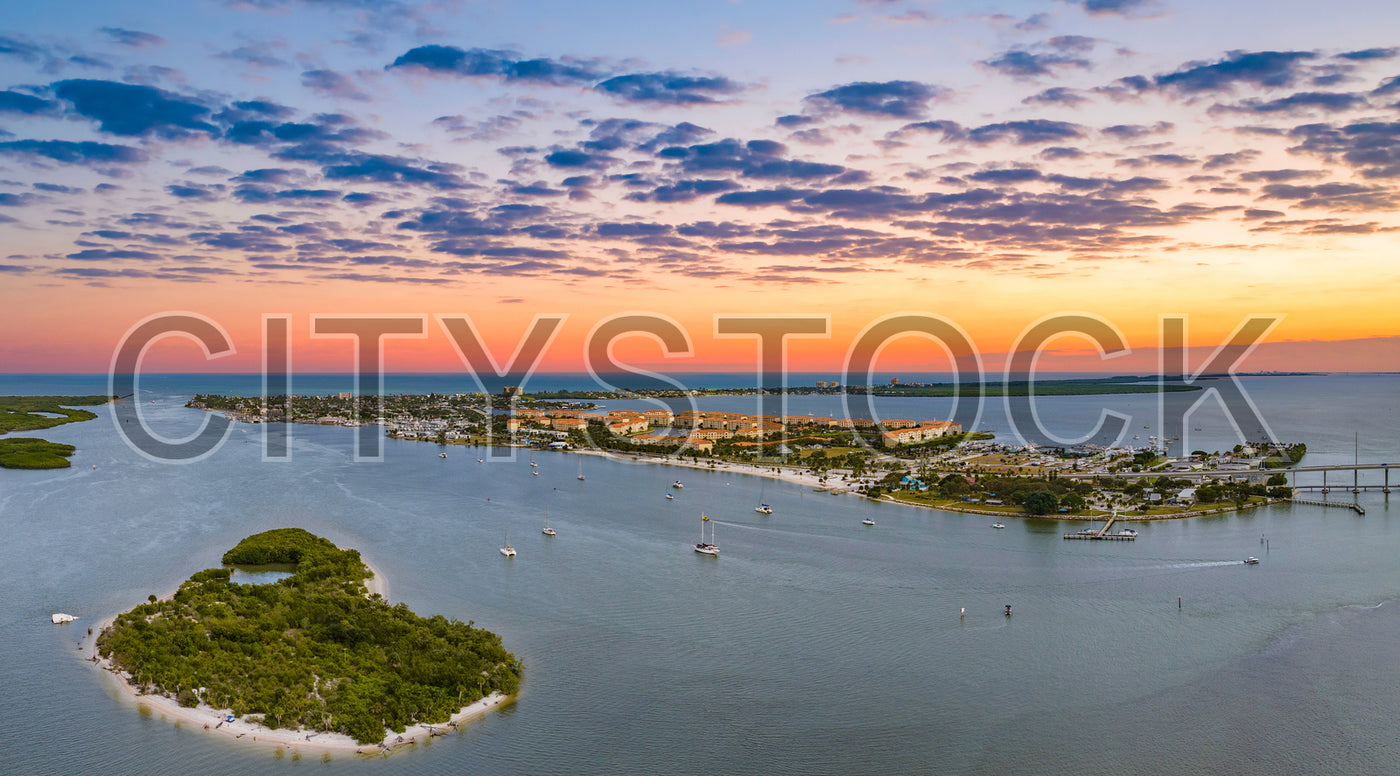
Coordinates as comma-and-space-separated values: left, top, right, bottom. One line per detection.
1063, 515, 1138, 540
1291, 497, 1365, 515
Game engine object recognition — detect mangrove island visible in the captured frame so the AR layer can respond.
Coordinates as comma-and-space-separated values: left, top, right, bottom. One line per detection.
94, 528, 521, 750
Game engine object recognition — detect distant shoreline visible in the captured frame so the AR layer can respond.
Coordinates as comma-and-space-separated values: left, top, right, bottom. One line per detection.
536, 445, 1278, 522
83, 550, 511, 757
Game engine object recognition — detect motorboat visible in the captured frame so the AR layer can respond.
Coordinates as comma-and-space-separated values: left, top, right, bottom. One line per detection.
672, 481, 684, 489
862, 518, 875, 526
666, 493, 675, 500
755, 503, 772, 515
1244, 556, 1260, 565
439, 452, 447, 458
992, 523, 1005, 529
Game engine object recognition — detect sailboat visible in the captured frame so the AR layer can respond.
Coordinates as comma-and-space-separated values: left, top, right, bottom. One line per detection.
500, 529, 515, 557
755, 479, 772, 514
693, 514, 718, 555
577, 458, 585, 481
542, 507, 555, 536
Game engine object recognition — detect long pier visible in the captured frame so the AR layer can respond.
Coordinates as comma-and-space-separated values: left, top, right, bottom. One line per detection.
1291, 497, 1366, 515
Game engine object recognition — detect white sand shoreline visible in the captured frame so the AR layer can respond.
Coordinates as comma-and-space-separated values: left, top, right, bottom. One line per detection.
83, 549, 510, 757
559, 446, 1274, 522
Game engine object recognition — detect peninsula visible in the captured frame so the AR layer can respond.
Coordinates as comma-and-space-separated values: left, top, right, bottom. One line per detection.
190, 392, 1307, 521
93, 528, 520, 752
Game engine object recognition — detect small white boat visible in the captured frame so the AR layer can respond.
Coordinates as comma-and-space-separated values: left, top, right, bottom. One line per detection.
440, 452, 447, 459
500, 530, 515, 557
542, 509, 555, 536
1244, 556, 1259, 565
478, 458, 484, 463
531, 459, 538, 467
862, 518, 875, 526
755, 503, 772, 515
666, 493, 675, 500
992, 523, 1005, 529
577, 458, 585, 481
672, 480, 684, 489
532, 470, 539, 476
693, 514, 718, 555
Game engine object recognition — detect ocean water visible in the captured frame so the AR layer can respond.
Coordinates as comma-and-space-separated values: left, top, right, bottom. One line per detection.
0, 374, 1397, 775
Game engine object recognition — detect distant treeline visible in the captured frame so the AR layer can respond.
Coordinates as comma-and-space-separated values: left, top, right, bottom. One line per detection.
524, 377, 1203, 400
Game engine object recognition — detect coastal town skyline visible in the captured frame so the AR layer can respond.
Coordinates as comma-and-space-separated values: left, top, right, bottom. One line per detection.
2, 1, 1399, 373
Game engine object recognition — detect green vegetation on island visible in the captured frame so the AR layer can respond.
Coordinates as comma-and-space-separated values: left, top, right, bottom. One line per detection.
0, 395, 113, 469
881, 471, 1290, 517
96, 528, 521, 745
0, 395, 111, 434
0, 437, 78, 469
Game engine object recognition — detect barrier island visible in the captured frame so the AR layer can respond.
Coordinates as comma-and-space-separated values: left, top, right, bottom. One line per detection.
95, 528, 521, 749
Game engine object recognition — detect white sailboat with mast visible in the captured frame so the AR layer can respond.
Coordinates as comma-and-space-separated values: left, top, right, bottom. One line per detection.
693, 514, 718, 556
542, 505, 555, 536
755, 478, 772, 514
577, 457, 585, 481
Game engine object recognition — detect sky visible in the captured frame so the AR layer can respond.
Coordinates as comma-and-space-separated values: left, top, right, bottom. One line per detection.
1, 0, 1398, 375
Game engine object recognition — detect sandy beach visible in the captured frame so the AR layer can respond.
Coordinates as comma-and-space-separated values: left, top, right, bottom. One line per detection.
83, 550, 510, 757
562, 446, 1281, 522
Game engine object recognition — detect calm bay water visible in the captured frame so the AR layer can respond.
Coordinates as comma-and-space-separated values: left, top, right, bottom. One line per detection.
1, 374, 1398, 775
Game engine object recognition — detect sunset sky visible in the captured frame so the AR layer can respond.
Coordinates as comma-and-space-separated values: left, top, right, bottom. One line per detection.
1, 0, 1398, 374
